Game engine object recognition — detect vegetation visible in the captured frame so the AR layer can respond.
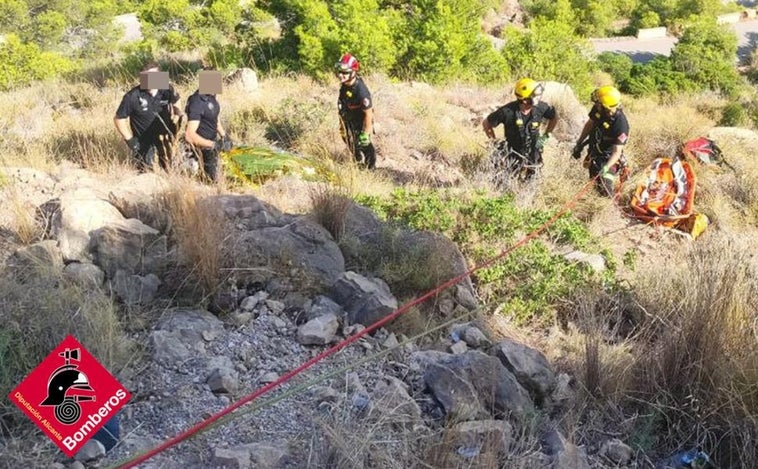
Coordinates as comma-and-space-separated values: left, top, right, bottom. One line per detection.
1, 1, 757, 467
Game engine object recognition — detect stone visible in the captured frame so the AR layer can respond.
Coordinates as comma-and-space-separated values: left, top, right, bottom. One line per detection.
63, 262, 105, 288
330, 271, 398, 327
296, 313, 339, 345
492, 339, 556, 405
600, 438, 633, 465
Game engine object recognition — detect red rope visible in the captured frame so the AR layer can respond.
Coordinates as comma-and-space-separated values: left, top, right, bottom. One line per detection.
115, 176, 599, 468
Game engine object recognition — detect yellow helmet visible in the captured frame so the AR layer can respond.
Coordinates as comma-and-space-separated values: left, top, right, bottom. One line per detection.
514, 78, 542, 100
595, 85, 621, 110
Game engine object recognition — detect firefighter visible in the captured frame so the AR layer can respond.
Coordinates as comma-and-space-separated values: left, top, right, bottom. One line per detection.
335, 53, 376, 169
483, 77, 558, 181
573, 85, 630, 196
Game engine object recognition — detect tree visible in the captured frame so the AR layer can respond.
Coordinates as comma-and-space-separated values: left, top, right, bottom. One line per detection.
501, 0, 596, 98
669, 17, 742, 96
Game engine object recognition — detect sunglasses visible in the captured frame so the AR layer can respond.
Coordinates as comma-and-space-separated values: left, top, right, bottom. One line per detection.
336, 70, 351, 76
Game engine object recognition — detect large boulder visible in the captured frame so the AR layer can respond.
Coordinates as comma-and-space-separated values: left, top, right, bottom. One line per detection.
423, 351, 534, 422
89, 218, 168, 279
542, 82, 586, 140
212, 194, 287, 231
340, 202, 477, 311
54, 188, 125, 262
228, 217, 344, 289
107, 173, 171, 232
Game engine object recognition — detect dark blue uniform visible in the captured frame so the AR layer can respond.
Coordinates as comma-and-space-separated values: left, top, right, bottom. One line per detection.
186, 91, 222, 181
338, 77, 376, 169
115, 85, 180, 170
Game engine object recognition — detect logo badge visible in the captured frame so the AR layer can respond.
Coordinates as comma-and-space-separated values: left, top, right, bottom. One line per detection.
8, 335, 130, 457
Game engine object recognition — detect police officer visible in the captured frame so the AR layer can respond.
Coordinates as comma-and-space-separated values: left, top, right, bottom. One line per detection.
572, 85, 629, 196
114, 62, 183, 171
483, 78, 557, 181
335, 53, 376, 169
184, 68, 232, 183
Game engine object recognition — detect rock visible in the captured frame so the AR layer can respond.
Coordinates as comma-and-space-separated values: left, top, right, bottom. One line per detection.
368, 376, 422, 427
228, 217, 344, 288
600, 438, 633, 465
330, 271, 398, 327
296, 313, 339, 345
55, 187, 125, 262
305, 295, 344, 320
450, 341, 468, 354
265, 299, 285, 314
111, 270, 161, 306
462, 326, 491, 348
212, 446, 251, 469
225, 68, 259, 93
258, 372, 279, 384
213, 194, 285, 230
90, 218, 168, 279
543, 428, 591, 469
68, 462, 86, 469
6, 240, 63, 281
74, 438, 106, 462
107, 173, 170, 231
150, 309, 225, 364
245, 442, 289, 469
63, 262, 105, 288
492, 339, 556, 405
563, 251, 605, 273
452, 420, 513, 459
207, 367, 240, 394
424, 351, 534, 422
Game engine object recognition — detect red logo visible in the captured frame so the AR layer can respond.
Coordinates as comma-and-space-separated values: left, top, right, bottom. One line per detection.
8, 335, 130, 457
617, 132, 628, 144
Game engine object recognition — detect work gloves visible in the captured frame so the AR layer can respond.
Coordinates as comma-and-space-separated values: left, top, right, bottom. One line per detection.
126, 136, 141, 155
357, 131, 371, 147
571, 143, 583, 160
535, 133, 550, 151
213, 135, 234, 152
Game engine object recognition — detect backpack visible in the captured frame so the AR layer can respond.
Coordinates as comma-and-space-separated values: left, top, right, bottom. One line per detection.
681, 137, 723, 165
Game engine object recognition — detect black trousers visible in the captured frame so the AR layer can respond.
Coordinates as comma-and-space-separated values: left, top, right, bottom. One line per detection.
198, 148, 220, 182
135, 135, 173, 171
341, 120, 376, 169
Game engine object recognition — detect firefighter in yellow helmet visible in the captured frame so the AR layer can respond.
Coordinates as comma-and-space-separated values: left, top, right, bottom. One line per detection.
573, 85, 630, 196
483, 78, 558, 181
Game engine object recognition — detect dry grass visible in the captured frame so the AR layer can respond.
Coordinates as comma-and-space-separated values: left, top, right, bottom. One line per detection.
550, 233, 757, 467
164, 177, 229, 300
308, 183, 352, 241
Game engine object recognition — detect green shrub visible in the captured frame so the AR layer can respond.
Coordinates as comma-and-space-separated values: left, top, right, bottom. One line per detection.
719, 101, 749, 127
596, 52, 634, 90
0, 33, 77, 91
356, 188, 604, 323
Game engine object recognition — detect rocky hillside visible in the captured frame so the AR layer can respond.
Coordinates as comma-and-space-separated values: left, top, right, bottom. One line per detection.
0, 74, 756, 469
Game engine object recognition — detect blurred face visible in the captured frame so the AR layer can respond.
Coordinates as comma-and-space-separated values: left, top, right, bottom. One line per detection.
336, 69, 354, 84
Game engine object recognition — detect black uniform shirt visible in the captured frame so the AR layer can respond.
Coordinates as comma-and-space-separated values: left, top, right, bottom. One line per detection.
186, 91, 221, 141
588, 105, 630, 157
338, 77, 372, 129
486, 100, 556, 154
115, 85, 179, 141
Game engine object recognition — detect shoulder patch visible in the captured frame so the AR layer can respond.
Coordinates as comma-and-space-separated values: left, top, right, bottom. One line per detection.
618, 132, 628, 143
362, 97, 371, 107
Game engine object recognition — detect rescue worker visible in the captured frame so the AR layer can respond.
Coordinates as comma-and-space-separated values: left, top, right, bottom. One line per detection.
483, 77, 557, 181
184, 67, 233, 183
114, 62, 183, 171
335, 53, 376, 169
572, 85, 630, 196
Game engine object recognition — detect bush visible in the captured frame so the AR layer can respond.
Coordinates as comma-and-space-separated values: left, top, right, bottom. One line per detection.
501, 0, 596, 99
596, 52, 634, 90
356, 188, 602, 323
719, 101, 749, 127
0, 33, 77, 91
